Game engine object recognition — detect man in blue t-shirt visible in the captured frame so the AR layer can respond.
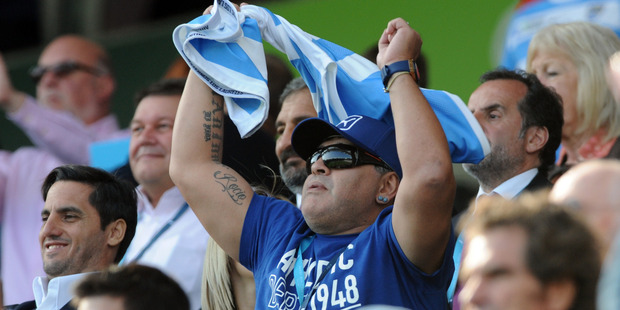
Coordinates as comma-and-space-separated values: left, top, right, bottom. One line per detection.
170, 16, 456, 310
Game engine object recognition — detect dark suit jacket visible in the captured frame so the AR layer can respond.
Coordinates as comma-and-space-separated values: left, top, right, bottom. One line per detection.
5, 300, 75, 310
452, 171, 551, 229
521, 171, 551, 193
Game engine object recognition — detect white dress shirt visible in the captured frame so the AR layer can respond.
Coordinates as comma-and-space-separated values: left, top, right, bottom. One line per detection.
33, 273, 90, 310
123, 186, 209, 310
475, 168, 538, 201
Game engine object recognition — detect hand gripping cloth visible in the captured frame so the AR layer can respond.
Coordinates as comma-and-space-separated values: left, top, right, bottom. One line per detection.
172, 0, 490, 163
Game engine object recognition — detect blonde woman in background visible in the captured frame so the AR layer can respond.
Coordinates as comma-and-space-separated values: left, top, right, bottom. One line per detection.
201, 238, 255, 310
201, 186, 289, 310
527, 22, 620, 175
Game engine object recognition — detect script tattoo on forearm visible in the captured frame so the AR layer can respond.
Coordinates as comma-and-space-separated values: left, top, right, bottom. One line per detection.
213, 171, 246, 205
203, 91, 224, 161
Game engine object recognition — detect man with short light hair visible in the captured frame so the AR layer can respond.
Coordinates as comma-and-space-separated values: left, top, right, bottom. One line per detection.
122, 78, 208, 310
275, 77, 317, 203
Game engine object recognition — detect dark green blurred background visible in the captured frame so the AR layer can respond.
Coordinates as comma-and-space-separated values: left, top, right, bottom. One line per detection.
1, 0, 516, 151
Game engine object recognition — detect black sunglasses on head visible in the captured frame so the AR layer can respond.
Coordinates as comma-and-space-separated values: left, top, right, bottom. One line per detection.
306, 143, 392, 174
29, 61, 106, 84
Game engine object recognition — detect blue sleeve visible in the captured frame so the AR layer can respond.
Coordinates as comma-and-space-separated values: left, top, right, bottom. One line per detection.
239, 194, 303, 271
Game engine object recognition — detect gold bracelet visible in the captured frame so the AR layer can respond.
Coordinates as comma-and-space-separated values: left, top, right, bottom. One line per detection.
384, 71, 410, 93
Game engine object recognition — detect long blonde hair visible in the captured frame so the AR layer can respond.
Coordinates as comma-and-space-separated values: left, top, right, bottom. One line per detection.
201, 184, 291, 310
201, 238, 236, 310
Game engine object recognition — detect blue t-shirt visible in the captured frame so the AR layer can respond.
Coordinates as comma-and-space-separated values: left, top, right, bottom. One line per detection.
240, 194, 455, 310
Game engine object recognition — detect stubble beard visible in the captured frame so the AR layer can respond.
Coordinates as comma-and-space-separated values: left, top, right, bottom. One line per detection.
44, 257, 74, 278
280, 163, 307, 195
464, 142, 524, 190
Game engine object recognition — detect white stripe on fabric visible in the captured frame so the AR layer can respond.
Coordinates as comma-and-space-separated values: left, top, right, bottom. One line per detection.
173, 0, 490, 163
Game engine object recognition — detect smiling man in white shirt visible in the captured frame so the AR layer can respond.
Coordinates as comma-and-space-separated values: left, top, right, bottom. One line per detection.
6, 165, 137, 310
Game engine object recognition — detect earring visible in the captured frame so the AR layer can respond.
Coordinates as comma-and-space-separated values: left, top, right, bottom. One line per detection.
377, 196, 389, 204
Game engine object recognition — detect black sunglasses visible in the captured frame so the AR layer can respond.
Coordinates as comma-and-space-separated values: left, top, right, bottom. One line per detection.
306, 143, 392, 174
29, 61, 106, 84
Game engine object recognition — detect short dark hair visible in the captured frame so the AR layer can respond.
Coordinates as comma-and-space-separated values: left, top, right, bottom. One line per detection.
134, 78, 186, 106
41, 165, 138, 263
464, 192, 600, 310
480, 68, 563, 176
73, 264, 189, 310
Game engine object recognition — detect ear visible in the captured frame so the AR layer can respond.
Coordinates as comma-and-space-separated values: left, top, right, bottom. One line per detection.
376, 172, 400, 205
106, 219, 127, 247
543, 279, 576, 310
524, 126, 548, 155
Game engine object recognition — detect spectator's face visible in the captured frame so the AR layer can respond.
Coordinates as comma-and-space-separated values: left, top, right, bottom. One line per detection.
301, 137, 385, 235
36, 36, 112, 124
39, 181, 113, 278
275, 88, 316, 194
459, 226, 550, 310
129, 95, 179, 190
529, 50, 578, 139
464, 79, 528, 183
77, 295, 125, 310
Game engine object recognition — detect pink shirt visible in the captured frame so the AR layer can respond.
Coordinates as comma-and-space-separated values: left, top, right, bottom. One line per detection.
0, 148, 63, 305
8, 96, 129, 164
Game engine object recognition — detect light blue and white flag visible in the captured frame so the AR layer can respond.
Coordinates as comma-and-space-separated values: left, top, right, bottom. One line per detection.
172, 0, 490, 163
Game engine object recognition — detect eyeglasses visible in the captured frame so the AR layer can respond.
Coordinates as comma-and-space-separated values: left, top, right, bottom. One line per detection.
306, 143, 392, 174
29, 61, 106, 84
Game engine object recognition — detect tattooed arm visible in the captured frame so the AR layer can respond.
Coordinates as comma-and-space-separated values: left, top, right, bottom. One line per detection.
170, 72, 253, 261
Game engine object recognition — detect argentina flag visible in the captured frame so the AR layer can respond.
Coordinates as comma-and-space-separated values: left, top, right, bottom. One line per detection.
172, 0, 490, 163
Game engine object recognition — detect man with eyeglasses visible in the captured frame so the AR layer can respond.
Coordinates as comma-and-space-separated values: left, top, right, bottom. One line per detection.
0, 35, 128, 305
170, 17, 455, 309
0, 35, 127, 165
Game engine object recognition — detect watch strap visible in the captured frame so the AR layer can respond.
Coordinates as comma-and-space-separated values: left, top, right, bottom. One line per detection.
380, 59, 419, 90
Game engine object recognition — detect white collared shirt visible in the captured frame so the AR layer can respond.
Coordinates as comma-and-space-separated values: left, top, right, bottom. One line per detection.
33, 273, 91, 310
122, 186, 209, 310
475, 168, 538, 201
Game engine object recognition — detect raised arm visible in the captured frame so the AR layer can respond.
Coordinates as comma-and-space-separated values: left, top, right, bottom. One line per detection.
1, 53, 100, 164
170, 72, 253, 261
0, 53, 26, 113
377, 19, 455, 273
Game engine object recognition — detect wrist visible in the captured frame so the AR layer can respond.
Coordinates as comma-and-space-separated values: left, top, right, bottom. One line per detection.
381, 59, 419, 92
0, 90, 24, 112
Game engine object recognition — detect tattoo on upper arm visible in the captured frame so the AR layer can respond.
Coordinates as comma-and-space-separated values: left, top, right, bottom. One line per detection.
203, 92, 225, 161
203, 111, 212, 142
213, 170, 247, 205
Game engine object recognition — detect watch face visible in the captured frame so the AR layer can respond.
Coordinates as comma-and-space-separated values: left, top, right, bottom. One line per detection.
381, 66, 390, 86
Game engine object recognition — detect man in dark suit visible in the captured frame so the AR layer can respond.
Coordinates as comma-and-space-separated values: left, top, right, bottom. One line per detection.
448, 69, 563, 306
463, 68, 563, 200
6, 165, 137, 310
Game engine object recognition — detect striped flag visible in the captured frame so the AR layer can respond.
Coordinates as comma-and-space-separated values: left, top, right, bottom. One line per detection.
172, 0, 490, 163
